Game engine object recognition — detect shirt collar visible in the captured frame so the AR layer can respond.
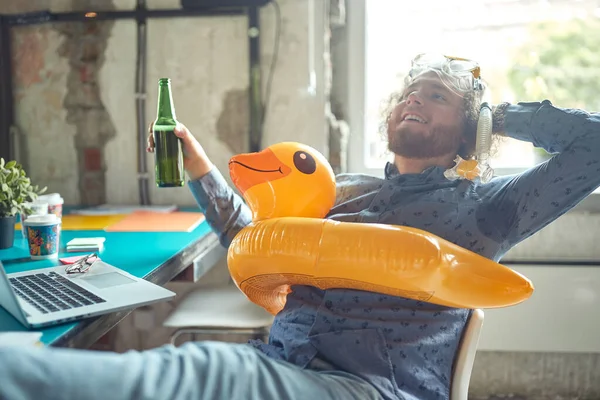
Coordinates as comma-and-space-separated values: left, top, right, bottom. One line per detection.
384, 162, 448, 182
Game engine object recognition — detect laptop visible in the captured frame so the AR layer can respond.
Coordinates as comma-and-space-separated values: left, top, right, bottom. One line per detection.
0, 259, 176, 329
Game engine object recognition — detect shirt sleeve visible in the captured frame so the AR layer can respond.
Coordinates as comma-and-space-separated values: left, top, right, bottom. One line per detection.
479, 100, 600, 246
188, 168, 252, 248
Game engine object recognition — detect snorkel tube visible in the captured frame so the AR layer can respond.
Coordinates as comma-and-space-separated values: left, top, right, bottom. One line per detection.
444, 103, 494, 183
474, 102, 494, 183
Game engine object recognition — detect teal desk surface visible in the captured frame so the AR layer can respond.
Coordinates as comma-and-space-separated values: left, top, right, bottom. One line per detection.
0, 213, 220, 348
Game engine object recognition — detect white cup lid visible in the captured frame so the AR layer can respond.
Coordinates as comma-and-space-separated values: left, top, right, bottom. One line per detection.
38, 193, 64, 204
23, 214, 61, 226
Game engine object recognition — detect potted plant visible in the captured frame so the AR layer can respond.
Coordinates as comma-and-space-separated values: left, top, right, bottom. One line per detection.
0, 158, 46, 249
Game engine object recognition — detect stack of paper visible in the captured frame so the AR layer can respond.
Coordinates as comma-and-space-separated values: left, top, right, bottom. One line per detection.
66, 237, 106, 253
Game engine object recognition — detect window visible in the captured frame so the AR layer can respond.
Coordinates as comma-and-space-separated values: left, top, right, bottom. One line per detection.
347, 0, 600, 177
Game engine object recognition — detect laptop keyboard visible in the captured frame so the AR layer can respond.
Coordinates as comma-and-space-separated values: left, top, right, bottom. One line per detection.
9, 272, 106, 314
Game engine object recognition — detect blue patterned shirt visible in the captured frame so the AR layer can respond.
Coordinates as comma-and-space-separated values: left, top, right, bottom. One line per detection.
189, 101, 600, 400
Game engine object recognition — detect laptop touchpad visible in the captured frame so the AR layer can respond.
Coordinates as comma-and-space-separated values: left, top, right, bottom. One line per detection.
80, 272, 136, 289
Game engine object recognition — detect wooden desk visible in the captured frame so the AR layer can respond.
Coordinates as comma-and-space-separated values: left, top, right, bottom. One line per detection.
0, 216, 225, 348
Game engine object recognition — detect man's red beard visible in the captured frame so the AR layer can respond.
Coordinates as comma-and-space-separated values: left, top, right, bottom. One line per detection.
388, 122, 463, 159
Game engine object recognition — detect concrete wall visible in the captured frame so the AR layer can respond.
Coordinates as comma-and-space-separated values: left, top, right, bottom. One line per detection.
3, 0, 327, 206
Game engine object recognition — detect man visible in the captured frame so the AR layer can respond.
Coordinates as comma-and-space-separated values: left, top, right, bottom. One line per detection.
1, 53, 599, 400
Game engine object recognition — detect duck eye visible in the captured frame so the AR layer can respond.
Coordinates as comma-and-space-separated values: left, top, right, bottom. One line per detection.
293, 151, 316, 174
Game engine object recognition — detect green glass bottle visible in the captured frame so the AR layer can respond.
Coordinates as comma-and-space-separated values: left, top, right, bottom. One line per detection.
153, 78, 185, 188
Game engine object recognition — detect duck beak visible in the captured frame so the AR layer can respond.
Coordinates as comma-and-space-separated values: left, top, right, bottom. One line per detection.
229, 148, 292, 194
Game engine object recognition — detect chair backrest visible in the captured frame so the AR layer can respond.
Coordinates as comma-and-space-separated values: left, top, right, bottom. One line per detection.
450, 308, 485, 400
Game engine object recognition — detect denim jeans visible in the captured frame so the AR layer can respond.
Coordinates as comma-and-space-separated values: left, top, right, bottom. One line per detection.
0, 341, 383, 400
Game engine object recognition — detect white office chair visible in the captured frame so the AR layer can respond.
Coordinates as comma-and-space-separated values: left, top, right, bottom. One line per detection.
163, 283, 274, 346
450, 308, 485, 400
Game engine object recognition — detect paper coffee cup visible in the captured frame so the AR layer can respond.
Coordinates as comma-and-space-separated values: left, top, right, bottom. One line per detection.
23, 214, 61, 260
20, 200, 49, 237
38, 193, 64, 218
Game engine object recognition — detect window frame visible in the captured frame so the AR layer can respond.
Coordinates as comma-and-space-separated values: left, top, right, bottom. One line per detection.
344, 0, 600, 209
347, 0, 383, 177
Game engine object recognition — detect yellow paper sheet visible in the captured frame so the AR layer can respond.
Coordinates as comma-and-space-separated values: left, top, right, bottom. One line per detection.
15, 215, 128, 231
104, 211, 205, 232
60, 215, 127, 230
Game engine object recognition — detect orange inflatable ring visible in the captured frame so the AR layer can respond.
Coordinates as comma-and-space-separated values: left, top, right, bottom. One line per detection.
227, 142, 534, 315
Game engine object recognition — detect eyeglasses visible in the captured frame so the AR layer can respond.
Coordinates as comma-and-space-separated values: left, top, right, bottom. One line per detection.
65, 253, 99, 274
408, 53, 484, 93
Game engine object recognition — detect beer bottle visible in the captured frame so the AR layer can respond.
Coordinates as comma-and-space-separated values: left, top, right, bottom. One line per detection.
153, 78, 185, 187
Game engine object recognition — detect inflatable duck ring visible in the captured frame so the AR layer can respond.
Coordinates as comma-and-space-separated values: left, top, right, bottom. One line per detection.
227, 142, 534, 315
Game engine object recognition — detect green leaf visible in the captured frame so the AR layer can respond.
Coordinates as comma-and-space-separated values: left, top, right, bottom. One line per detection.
0, 159, 45, 216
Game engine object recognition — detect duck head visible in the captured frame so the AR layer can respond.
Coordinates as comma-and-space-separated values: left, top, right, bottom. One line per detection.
228, 142, 336, 221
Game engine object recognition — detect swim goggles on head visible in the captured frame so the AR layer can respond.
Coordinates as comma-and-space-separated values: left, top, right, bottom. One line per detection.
407, 53, 485, 95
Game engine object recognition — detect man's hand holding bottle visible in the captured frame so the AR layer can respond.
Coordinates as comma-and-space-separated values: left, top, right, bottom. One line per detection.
147, 122, 214, 181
